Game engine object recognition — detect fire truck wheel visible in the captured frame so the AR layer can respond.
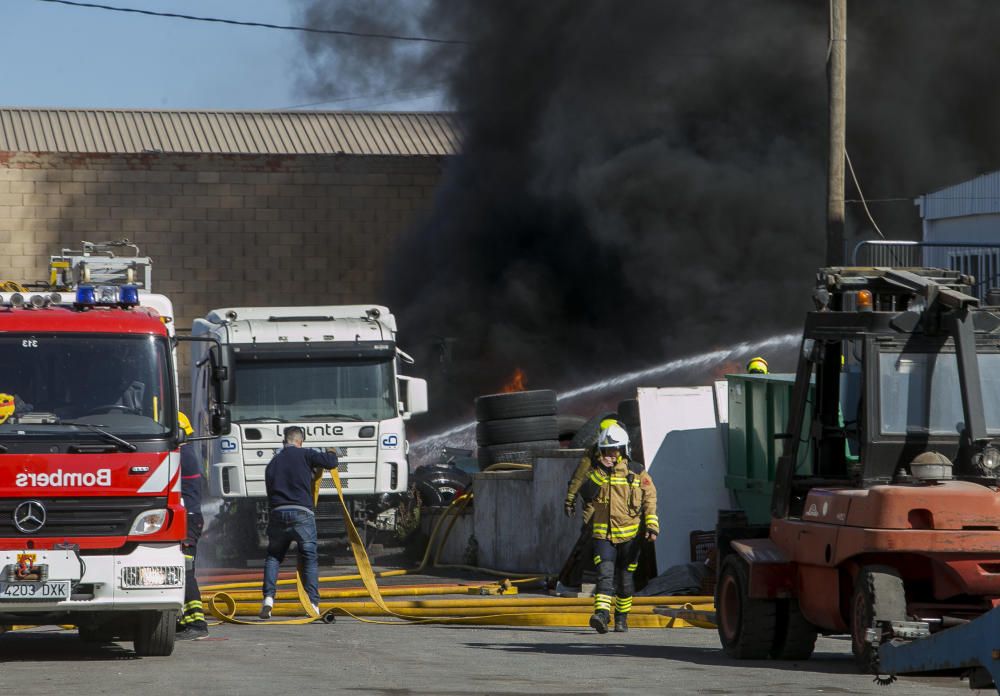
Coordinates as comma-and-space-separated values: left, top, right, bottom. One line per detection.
851, 565, 906, 673
133, 609, 177, 657
771, 599, 818, 660
717, 555, 777, 659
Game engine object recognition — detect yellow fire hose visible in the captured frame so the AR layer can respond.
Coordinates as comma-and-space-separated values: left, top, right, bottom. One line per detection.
205, 465, 717, 629
201, 464, 540, 595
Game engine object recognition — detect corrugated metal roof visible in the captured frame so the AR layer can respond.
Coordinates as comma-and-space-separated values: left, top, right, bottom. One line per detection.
918, 170, 1000, 220
0, 108, 459, 156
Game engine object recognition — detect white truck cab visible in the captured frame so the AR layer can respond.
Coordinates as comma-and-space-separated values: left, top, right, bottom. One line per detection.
190, 305, 428, 555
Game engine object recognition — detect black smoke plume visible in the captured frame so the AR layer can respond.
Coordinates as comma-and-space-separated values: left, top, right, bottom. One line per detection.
298, 1, 1000, 428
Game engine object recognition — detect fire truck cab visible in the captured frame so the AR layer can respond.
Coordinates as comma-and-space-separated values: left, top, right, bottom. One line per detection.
0, 283, 230, 656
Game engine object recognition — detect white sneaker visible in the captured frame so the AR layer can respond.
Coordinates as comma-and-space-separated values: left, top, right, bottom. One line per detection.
310, 603, 320, 616
259, 596, 274, 620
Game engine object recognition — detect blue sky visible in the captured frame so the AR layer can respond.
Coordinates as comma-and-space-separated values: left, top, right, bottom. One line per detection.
0, 0, 446, 111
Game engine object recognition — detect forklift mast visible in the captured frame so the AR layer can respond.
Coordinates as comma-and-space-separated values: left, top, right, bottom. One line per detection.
771, 267, 1000, 519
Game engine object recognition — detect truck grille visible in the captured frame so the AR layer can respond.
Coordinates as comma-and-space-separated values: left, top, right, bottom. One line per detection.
314, 501, 347, 537
0, 497, 167, 537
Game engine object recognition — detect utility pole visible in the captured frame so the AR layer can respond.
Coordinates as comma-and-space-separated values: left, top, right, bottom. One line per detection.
826, 0, 847, 266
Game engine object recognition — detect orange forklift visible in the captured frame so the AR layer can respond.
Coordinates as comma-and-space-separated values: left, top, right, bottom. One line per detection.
717, 267, 1000, 672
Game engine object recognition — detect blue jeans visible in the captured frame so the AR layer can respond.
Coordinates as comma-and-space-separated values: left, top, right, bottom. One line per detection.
262, 508, 319, 605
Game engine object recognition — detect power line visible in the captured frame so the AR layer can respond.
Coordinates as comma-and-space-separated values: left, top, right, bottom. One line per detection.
31, 0, 468, 45
845, 149, 885, 239
283, 83, 447, 110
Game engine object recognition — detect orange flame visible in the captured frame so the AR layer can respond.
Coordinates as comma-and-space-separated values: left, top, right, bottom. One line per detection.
713, 360, 741, 380
501, 368, 527, 393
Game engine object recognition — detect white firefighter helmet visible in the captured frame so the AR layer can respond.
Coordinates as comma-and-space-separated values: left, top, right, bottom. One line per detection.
597, 423, 630, 452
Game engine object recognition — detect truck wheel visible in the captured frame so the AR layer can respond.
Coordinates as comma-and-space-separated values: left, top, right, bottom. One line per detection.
717, 555, 777, 659
771, 599, 817, 660
851, 565, 906, 673
133, 610, 177, 657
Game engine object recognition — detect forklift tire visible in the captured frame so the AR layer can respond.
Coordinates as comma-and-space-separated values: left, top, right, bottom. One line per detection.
771, 599, 818, 660
717, 555, 777, 659
851, 565, 906, 673
132, 610, 177, 657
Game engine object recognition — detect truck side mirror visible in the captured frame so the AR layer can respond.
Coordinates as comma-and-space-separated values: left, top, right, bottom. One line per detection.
212, 345, 236, 405
211, 406, 232, 436
398, 376, 428, 420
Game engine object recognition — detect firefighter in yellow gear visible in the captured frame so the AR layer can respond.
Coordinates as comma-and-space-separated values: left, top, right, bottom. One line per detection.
584, 424, 658, 634
175, 411, 209, 640
746, 356, 768, 374
564, 418, 622, 521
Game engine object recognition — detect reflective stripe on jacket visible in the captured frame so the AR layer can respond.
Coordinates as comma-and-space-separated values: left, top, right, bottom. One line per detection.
565, 452, 598, 522
587, 456, 658, 542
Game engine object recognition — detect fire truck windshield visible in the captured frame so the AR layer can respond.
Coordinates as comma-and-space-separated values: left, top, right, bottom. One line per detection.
230, 357, 396, 423
0, 334, 173, 438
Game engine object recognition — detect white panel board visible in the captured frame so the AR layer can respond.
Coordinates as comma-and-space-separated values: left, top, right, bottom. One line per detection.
638, 386, 730, 573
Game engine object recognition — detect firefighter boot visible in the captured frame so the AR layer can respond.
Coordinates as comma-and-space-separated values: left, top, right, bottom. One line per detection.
613, 612, 628, 633
589, 609, 610, 634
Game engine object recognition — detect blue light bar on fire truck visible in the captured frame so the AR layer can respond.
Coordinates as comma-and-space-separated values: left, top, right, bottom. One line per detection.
74, 284, 141, 308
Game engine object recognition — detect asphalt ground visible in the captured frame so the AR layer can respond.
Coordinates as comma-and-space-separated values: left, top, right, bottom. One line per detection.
0, 562, 975, 696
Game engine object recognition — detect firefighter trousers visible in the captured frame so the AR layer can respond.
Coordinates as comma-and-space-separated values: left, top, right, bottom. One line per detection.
592, 537, 640, 616
180, 512, 207, 630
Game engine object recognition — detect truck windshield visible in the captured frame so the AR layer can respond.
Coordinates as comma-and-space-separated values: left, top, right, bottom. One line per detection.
879, 351, 1000, 435
230, 358, 396, 422
0, 333, 173, 438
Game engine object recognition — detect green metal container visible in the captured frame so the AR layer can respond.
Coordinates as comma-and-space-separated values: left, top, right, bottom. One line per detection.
726, 374, 813, 525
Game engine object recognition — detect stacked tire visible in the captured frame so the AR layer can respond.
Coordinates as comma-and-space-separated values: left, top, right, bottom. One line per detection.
475, 390, 560, 470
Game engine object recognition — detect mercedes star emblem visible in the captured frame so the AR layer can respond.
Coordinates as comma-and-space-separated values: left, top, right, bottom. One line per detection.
13, 500, 46, 534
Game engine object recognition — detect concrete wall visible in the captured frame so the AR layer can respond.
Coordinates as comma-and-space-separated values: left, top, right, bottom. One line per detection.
473, 453, 583, 575
0, 151, 445, 329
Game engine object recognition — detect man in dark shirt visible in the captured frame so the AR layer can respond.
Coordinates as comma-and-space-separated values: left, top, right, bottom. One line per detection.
259, 426, 338, 619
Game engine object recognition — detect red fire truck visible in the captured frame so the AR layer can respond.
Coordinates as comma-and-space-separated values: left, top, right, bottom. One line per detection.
0, 283, 230, 655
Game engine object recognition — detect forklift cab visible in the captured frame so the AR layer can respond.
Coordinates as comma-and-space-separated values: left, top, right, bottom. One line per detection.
773, 267, 1000, 520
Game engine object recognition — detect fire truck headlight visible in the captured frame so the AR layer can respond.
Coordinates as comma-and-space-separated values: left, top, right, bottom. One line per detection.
128, 509, 169, 536
120, 565, 183, 589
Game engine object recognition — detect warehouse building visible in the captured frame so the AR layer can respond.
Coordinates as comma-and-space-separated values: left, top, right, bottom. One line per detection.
0, 108, 457, 325
915, 171, 1000, 294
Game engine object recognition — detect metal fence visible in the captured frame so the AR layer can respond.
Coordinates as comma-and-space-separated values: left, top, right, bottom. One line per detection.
852, 240, 1000, 301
